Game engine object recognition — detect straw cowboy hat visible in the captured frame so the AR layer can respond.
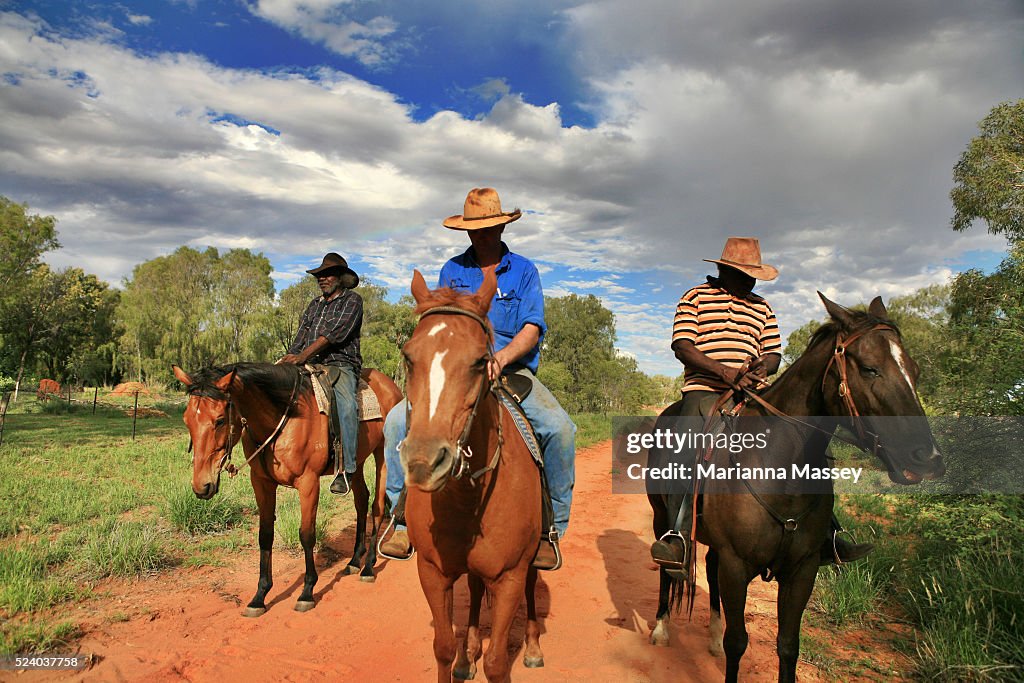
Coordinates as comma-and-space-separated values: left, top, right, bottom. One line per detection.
306, 252, 360, 289
443, 187, 522, 230
705, 237, 778, 281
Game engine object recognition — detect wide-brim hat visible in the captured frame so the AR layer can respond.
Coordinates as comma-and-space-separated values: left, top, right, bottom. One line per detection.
306, 252, 360, 288
443, 187, 522, 231
704, 237, 778, 281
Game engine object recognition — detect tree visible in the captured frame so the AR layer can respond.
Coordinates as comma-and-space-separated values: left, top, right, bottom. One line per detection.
0, 197, 59, 294
951, 99, 1024, 240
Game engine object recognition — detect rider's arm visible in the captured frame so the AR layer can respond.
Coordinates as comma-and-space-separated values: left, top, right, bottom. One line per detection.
491, 324, 541, 380
490, 263, 546, 380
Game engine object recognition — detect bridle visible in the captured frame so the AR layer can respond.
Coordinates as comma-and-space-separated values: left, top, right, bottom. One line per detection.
406, 305, 503, 484
187, 370, 302, 478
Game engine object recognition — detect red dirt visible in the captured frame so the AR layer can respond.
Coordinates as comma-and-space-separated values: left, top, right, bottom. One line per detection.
33, 442, 904, 682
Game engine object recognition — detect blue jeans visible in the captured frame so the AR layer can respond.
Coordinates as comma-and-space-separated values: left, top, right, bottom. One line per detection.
384, 368, 576, 535
332, 365, 359, 474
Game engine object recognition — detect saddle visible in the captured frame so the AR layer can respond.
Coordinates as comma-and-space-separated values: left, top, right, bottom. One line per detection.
304, 364, 383, 475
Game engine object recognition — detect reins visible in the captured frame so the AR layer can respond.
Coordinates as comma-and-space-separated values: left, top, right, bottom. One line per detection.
411, 305, 504, 484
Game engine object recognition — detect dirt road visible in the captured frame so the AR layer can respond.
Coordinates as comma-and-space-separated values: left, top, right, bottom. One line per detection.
51, 441, 835, 682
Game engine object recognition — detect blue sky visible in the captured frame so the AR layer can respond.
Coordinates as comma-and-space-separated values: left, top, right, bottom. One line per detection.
1, 0, 1021, 375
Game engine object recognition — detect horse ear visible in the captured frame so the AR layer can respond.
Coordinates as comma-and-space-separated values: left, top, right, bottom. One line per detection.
172, 365, 193, 387
411, 270, 431, 304
867, 296, 889, 320
818, 291, 856, 329
475, 267, 498, 314
213, 369, 238, 394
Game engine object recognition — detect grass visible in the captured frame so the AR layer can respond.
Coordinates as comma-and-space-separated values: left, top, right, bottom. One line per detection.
80, 520, 172, 579
0, 620, 78, 656
162, 484, 247, 535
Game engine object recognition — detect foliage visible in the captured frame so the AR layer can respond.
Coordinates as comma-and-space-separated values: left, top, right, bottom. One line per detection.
162, 486, 247, 536
951, 99, 1024, 240
0, 196, 59, 294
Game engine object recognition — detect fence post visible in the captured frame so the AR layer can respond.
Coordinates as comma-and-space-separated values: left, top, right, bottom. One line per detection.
93, 386, 99, 414
67, 384, 72, 411
0, 392, 9, 448
131, 391, 139, 441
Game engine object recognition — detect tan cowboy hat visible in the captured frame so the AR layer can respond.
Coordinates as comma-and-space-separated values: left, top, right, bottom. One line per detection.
306, 252, 360, 288
704, 237, 778, 281
443, 187, 522, 230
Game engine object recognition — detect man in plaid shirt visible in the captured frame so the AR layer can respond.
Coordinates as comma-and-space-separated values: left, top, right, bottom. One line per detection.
280, 253, 363, 496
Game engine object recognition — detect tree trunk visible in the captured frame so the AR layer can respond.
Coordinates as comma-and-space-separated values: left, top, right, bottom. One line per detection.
13, 346, 28, 403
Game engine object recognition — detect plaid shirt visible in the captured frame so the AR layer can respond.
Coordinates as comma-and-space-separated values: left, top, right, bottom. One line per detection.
288, 288, 363, 371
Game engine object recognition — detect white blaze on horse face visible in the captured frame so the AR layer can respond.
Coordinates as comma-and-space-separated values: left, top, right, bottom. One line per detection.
889, 340, 915, 391
428, 349, 449, 420
427, 322, 447, 337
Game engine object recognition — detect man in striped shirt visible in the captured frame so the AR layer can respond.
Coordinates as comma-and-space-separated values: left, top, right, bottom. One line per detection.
280, 253, 363, 496
650, 238, 871, 575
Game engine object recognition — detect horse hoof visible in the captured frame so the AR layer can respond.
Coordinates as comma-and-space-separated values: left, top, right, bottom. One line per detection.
342, 565, 358, 576
359, 575, 376, 583
242, 606, 266, 618
452, 665, 476, 680
294, 600, 316, 612
523, 655, 544, 668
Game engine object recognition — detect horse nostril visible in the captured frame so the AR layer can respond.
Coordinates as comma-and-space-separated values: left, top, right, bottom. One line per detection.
434, 445, 451, 469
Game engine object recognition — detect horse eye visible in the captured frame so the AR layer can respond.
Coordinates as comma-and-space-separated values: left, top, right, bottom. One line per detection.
215, 417, 226, 427
860, 366, 880, 378
473, 356, 489, 369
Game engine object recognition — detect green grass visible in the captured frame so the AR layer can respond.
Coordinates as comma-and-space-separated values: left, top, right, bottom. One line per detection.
162, 484, 247, 535
572, 413, 612, 448
0, 543, 79, 614
0, 620, 78, 656
80, 520, 172, 579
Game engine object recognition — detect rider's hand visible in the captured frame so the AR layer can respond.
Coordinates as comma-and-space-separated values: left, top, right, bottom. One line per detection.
278, 354, 303, 365
720, 366, 756, 391
488, 350, 509, 382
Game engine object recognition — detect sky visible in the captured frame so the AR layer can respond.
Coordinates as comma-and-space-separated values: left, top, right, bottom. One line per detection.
1, 0, 1021, 376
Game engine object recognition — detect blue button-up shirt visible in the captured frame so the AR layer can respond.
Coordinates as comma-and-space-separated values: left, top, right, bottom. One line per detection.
438, 242, 546, 374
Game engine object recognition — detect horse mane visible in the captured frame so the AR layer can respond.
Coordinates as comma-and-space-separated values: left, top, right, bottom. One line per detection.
413, 286, 477, 315
184, 362, 310, 413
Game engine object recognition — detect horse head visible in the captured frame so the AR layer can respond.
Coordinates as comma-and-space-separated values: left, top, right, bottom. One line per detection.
400, 269, 498, 492
814, 293, 945, 484
173, 365, 243, 499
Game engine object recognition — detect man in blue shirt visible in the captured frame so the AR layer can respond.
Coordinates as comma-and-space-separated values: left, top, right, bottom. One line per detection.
380, 188, 576, 569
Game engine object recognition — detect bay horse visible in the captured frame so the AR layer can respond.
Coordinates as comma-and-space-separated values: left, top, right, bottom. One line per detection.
173, 362, 403, 615
648, 293, 945, 682
401, 269, 544, 683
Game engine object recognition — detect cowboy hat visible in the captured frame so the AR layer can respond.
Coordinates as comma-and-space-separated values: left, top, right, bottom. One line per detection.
443, 187, 522, 231
306, 252, 360, 288
704, 237, 778, 281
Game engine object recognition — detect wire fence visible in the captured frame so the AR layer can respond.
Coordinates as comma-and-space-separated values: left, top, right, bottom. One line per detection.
0, 382, 188, 448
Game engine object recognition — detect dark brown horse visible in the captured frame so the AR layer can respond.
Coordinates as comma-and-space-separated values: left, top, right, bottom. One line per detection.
173, 362, 403, 615
401, 269, 544, 683
648, 294, 945, 682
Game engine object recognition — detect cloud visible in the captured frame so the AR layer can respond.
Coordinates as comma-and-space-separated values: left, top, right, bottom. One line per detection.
1, 2, 1022, 376
247, 0, 401, 66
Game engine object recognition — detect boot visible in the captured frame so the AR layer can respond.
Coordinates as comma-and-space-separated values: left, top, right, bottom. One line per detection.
533, 530, 562, 571
820, 533, 874, 566
329, 470, 354, 495
380, 529, 412, 559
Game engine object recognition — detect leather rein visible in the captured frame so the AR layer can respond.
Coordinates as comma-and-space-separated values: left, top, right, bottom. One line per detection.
410, 305, 504, 484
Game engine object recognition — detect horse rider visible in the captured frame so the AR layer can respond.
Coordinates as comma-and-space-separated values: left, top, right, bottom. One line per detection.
380, 187, 576, 569
650, 237, 874, 575
279, 252, 363, 497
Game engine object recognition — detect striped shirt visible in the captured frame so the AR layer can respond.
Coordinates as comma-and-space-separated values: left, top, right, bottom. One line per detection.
672, 278, 781, 393
289, 288, 363, 372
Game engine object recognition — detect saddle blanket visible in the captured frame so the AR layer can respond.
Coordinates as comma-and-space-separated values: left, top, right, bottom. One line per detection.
306, 365, 382, 422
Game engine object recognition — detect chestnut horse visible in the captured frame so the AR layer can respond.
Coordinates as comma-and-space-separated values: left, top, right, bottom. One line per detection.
648, 294, 945, 682
401, 269, 544, 683
173, 363, 403, 615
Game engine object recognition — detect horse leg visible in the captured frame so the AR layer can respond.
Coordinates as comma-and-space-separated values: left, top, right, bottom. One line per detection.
417, 560, 458, 683
294, 476, 320, 612
717, 552, 753, 683
649, 494, 673, 647
481, 572, 524, 683
346, 459, 369, 577
706, 547, 724, 657
775, 558, 818, 683
454, 574, 484, 680
360, 439, 387, 581
244, 475, 277, 617
523, 566, 544, 668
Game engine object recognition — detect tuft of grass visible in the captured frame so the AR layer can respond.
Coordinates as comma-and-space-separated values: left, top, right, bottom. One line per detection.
0, 621, 78, 656
571, 413, 612, 449
0, 543, 79, 614
274, 490, 329, 551
162, 486, 245, 535
812, 561, 882, 627
80, 520, 171, 579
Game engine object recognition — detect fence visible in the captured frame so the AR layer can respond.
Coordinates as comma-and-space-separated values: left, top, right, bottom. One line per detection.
0, 382, 187, 448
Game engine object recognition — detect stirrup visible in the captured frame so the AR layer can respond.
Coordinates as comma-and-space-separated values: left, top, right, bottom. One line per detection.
651, 531, 688, 571
376, 516, 414, 561
533, 528, 563, 571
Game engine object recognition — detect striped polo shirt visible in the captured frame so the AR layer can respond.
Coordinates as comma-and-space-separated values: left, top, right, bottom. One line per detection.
672, 278, 782, 393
